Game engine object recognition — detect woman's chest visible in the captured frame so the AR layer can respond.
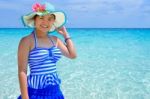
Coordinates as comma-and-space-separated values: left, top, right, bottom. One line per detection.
28, 47, 62, 62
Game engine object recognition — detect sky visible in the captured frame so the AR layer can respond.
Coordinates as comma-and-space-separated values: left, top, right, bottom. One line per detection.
0, 0, 150, 28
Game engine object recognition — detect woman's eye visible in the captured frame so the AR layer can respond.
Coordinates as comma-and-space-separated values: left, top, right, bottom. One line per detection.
39, 17, 44, 19
48, 18, 53, 21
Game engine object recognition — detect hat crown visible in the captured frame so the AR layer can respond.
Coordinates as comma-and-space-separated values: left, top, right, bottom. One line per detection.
32, 2, 55, 13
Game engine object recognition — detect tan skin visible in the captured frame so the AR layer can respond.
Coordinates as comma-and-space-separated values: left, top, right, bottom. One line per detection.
18, 14, 77, 99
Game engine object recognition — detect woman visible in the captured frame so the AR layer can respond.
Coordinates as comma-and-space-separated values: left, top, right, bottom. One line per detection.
18, 2, 76, 99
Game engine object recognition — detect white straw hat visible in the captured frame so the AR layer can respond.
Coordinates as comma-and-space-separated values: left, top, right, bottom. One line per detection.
22, 2, 66, 32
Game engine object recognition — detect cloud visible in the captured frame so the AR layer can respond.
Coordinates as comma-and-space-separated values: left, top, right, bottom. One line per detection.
63, 0, 150, 28
64, 0, 145, 15
0, 0, 149, 28
0, 0, 147, 15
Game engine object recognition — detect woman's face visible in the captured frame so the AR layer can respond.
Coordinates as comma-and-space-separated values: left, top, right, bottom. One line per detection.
34, 14, 55, 33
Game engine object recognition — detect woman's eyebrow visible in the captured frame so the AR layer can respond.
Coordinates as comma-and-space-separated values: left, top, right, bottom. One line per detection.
48, 16, 54, 19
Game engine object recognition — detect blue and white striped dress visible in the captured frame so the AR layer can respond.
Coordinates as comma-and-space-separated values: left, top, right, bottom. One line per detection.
18, 31, 64, 99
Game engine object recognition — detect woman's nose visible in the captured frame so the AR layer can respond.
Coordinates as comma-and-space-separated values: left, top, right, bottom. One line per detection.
41, 19, 48, 24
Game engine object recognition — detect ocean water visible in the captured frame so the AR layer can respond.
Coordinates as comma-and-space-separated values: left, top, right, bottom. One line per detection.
0, 28, 150, 99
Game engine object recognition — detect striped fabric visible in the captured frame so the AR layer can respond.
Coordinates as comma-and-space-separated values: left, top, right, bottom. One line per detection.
27, 31, 62, 89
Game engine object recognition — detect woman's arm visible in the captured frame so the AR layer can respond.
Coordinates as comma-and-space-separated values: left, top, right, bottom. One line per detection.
18, 37, 30, 99
54, 26, 77, 59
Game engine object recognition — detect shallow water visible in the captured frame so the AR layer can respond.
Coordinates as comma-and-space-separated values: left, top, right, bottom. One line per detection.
0, 28, 150, 99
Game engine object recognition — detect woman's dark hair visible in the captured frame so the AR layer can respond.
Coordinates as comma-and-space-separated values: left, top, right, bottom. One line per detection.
33, 15, 38, 19
50, 14, 56, 20
33, 14, 56, 20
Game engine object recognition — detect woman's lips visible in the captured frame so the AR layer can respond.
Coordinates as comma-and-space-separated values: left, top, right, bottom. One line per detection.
40, 24, 48, 28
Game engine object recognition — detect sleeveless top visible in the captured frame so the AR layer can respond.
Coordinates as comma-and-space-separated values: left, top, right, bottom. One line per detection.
27, 31, 62, 89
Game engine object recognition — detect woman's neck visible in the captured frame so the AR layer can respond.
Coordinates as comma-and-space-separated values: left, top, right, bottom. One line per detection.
35, 29, 48, 38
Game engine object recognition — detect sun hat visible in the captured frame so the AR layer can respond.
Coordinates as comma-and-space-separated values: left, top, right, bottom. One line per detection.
22, 2, 67, 32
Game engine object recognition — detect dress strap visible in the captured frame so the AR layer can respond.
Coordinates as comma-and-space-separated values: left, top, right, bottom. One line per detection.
48, 35, 55, 46
33, 30, 38, 48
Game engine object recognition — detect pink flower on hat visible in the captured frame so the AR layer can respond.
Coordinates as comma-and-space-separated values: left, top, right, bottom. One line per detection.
32, 3, 46, 12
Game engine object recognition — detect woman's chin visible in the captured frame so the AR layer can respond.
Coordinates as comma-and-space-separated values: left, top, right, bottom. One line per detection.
38, 28, 49, 33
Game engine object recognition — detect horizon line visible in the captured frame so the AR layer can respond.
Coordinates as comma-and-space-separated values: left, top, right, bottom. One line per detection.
0, 27, 150, 29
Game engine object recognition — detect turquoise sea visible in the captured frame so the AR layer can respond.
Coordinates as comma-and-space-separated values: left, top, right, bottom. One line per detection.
0, 28, 150, 99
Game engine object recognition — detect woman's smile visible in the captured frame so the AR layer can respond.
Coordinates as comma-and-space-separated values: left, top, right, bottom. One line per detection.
40, 24, 49, 28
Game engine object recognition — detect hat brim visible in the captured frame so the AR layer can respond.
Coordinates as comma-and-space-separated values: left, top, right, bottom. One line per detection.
22, 11, 66, 32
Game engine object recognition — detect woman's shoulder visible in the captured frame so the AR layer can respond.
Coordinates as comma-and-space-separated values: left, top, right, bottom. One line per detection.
50, 35, 63, 42
19, 33, 32, 43
19, 33, 33, 49
49, 35, 57, 40
49, 35, 63, 47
